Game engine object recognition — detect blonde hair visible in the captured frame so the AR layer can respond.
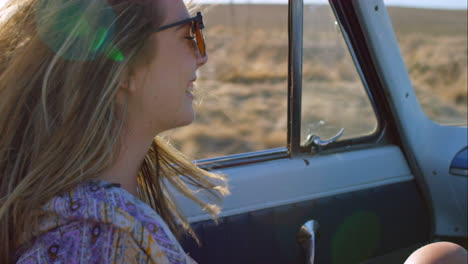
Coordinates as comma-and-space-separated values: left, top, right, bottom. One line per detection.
0, 0, 229, 262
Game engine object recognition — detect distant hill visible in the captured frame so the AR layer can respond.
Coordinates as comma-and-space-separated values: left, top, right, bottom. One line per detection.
386, 7, 467, 36
201, 4, 467, 36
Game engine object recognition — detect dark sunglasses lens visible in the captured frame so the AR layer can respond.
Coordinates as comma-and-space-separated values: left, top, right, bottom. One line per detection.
194, 21, 205, 57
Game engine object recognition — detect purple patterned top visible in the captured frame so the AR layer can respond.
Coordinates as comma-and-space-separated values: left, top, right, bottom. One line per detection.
16, 179, 198, 264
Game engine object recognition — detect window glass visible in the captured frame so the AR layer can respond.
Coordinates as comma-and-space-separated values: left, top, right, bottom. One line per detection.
164, 3, 288, 160
301, 4, 378, 144
387, 5, 467, 125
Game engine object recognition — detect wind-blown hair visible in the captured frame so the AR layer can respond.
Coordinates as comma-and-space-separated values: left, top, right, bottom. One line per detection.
0, 0, 229, 262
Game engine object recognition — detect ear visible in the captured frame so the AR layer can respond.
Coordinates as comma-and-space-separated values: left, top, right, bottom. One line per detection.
117, 67, 138, 94
116, 67, 133, 105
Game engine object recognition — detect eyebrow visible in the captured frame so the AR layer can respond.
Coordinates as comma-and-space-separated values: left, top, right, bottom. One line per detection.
155, 15, 196, 33
174, 22, 190, 32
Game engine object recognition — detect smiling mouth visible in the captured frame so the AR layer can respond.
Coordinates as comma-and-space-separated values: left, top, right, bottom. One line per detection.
185, 89, 194, 99
185, 86, 194, 94
186, 79, 196, 93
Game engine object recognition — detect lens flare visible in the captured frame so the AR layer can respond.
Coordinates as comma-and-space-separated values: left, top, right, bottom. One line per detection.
331, 211, 381, 263
35, 0, 120, 61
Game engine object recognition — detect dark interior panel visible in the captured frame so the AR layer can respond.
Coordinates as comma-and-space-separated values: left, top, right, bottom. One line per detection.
180, 181, 430, 264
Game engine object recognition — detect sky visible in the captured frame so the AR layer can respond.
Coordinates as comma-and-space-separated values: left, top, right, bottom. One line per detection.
0, 0, 466, 10
201, 0, 467, 9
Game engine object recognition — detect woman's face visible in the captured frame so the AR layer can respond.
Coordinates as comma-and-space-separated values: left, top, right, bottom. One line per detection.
125, 0, 208, 138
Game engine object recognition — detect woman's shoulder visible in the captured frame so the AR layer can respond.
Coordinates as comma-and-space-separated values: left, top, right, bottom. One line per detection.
16, 179, 192, 264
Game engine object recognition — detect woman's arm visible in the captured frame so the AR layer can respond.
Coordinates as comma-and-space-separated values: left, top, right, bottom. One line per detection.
404, 242, 467, 264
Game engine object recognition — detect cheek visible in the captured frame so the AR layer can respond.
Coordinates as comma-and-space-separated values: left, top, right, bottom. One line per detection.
139, 70, 183, 114
139, 37, 192, 106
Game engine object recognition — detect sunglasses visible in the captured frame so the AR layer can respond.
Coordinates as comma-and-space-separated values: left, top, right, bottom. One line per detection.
155, 12, 206, 57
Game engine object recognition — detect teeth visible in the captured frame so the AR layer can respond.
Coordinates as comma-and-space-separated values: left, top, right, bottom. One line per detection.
186, 81, 195, 93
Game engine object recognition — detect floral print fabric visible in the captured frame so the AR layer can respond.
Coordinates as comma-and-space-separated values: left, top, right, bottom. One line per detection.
16, 180, 197, 264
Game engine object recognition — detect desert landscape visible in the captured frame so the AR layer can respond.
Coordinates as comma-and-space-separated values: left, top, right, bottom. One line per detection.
164, 4, 467, 160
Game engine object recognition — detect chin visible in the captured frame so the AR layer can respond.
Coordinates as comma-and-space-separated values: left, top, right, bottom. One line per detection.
178, 117, 194, 127
163, 104, 195, 131
174, 110, 196, 128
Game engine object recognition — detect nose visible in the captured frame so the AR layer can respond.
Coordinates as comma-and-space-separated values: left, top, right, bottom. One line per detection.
196, 52, 208, 68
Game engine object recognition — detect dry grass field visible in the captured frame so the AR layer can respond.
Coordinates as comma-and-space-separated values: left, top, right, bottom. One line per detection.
388, 7, 467, 122
165, 5, 467, 160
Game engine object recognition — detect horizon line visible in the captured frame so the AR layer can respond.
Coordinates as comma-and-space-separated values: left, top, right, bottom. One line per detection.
197, 1, 467, 10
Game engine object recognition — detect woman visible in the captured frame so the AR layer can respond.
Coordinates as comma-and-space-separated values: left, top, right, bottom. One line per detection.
0, 0, 228, 263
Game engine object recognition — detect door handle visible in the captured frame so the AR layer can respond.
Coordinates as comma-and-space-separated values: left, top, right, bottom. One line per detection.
297, 220, 320, 264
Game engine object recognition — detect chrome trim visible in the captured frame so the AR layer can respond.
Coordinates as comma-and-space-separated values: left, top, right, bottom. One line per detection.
450, 168, 468, 177
335, 9, 380, 123
288, 0, 303, 155
192, 0, 302, 169
297, 0, 384, 153
195, 147, 289, 170
331, 1, 384, 142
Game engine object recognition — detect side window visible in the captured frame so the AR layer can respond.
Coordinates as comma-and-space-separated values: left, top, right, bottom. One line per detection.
386, 4, 467, 125
165, 3, 288, 160
301, 4, 378, 143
